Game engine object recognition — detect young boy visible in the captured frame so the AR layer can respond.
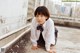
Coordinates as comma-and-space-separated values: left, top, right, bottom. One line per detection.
30, 6, 56, 53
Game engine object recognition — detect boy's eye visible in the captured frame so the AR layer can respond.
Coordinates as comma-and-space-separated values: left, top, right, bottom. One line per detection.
41, 15, 43, 17
36, 15, 44, 17
41, 15, 44, 17
36, 15, 39, 17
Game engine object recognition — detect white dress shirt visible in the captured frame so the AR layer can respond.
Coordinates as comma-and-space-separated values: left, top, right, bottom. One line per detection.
30, 17, 55, 51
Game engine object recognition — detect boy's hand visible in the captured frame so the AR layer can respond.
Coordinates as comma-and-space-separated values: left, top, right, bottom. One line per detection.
49, 46, 56, 53
31, 45, 38, 50
48, 50, 53, 53
48, 50, 56, 53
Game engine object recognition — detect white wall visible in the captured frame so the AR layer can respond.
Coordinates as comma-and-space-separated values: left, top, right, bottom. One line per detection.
0, 0, 28, 36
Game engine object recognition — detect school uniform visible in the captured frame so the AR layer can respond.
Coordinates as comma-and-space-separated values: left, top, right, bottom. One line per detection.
30, 18, 55, 51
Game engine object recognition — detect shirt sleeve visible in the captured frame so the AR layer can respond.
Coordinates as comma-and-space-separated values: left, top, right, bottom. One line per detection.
30, 18, 37, 46
45, 20, 55, 51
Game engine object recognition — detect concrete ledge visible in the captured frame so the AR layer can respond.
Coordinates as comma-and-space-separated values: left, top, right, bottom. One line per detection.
0, 23, 31, 40
51, 16, 80, 28
0, 23, 31, 53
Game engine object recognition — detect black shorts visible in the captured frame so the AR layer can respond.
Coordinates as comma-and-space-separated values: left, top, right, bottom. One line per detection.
37, 28, 58, 47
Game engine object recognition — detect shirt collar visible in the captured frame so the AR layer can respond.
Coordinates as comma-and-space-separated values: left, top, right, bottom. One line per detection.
36, 21, 46, 29
43, 21, 46, 28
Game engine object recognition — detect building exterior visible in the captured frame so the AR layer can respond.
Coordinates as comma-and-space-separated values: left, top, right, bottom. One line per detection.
0, 0, 80, 53
0, 0, 44, 53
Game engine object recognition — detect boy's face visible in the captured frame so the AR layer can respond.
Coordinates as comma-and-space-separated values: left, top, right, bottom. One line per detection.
35, 15, 47, 25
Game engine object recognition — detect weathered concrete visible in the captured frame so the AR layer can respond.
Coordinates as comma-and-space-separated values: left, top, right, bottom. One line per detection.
51, 15, 80, 28
0, 24, 31, 53
56, 26, 80, 53
6, 26, 80, 53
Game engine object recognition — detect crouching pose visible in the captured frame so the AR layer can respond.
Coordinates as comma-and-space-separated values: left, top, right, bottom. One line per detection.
30, 6, 57, 53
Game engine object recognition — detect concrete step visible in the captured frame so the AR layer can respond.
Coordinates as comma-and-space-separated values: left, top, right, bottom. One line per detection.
0, 23, 31, 53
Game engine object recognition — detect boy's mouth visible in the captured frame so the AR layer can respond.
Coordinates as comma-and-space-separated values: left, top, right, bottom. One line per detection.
38, 21, 42, 23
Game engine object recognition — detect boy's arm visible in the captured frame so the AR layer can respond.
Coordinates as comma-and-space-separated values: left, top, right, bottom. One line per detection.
45, 20, 55, 51
45, 43, 50, 51
30, 18, 37, 46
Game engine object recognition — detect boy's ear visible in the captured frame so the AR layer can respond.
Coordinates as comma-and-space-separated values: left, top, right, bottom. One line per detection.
46, 17, 48, 21
45, 17, 47, 19
46, 19, 48, 21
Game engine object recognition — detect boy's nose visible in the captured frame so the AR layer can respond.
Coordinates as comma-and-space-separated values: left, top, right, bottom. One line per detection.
38, 17, 42, 20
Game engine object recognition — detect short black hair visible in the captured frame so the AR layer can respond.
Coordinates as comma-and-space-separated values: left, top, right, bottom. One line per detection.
34, 6, 50, 20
